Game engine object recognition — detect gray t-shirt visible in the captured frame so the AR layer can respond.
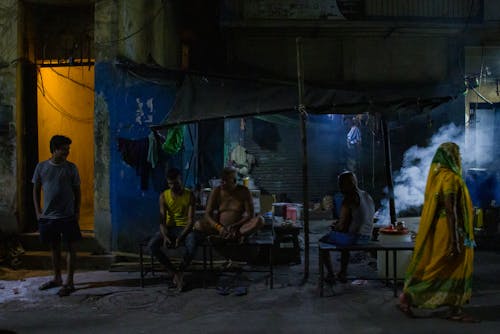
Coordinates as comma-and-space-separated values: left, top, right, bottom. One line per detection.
32, 160, 80, 219
348, 189, 375, 238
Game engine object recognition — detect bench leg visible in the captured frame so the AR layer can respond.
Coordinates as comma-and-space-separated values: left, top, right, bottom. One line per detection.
209, 245, 214, 270
139, 244, 144, 288
202, 244, 207, 289
150, 252, 155, 277
393, 249, 397, 297
385, 250, 389, 286
269, 244, 274, 289
319, 247, 324, 297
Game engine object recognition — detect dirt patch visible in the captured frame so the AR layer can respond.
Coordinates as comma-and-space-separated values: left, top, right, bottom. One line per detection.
0, 266, 52, 280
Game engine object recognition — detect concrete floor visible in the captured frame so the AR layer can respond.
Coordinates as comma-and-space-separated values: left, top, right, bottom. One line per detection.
1, 220, 500, 334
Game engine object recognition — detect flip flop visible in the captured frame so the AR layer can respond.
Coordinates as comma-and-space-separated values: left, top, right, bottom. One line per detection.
446, 313, 480, 323
38, 280, 62, 291
396, 303, 415, 318
234, 286, 248, 296
216, 286, 232, 296
57, 285, 76, 297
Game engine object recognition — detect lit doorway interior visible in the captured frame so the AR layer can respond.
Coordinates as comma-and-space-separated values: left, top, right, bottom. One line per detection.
36, 66, 94, 231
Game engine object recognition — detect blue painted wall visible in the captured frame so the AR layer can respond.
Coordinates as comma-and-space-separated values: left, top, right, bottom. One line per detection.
95, 62, 177, 251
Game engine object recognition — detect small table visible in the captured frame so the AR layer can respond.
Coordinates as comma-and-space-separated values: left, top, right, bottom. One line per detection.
273, 223, 302, 264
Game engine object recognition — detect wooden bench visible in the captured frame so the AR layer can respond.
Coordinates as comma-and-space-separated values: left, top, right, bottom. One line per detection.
138, 238, 213, 288
204, 231, 275, 289
318, 241, 414, 297
139, 230, 275, 289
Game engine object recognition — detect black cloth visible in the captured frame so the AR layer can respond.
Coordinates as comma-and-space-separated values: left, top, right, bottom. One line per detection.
118, 137, 150, 190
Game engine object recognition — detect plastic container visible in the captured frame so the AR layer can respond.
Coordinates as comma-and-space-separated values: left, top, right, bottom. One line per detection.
377, 231, 413, 279
293, 203, 303, 221
272, 203, 289, 218
286, 206, 297, 222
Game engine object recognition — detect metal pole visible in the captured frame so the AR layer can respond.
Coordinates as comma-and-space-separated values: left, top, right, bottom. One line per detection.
296, 37, 309, 281
382, 117, 397, 225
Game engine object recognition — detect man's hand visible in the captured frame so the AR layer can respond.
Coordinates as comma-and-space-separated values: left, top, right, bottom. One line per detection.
163, 235, 172, 248
330, 220, 338, 231
175, 236, 184, 249
222, 225, 239, 240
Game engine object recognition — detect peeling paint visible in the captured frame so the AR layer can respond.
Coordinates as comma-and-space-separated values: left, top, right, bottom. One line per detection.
94, 92, 111, 211
0, 73, 17, 217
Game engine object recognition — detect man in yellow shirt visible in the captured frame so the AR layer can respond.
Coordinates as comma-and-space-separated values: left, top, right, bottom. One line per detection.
149, 168, 200, 291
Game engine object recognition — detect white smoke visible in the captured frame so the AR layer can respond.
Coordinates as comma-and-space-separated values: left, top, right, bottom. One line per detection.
376, 123, 490, 224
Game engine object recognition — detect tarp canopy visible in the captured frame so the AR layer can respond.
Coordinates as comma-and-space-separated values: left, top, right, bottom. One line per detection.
155, 74, 463, 128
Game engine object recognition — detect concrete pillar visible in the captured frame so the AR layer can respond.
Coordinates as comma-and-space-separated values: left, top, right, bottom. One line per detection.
0, 0, 18, 233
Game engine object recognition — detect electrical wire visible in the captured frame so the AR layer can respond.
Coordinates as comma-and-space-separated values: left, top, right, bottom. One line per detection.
95, 0, 165, 47
49, 67, 94, 91
37, 85, 93, 123
126, 69, 173, 86
37, 68, 93, 123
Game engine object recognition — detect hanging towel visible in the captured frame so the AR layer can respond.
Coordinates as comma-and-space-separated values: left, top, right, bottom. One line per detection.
147, 132, 159, 168
162, 125, 185, 155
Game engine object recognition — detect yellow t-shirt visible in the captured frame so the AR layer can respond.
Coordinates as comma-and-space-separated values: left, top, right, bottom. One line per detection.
164, 188, 191, 227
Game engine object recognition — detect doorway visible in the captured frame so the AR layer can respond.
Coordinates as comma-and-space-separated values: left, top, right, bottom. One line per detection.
36, 65, 95, 231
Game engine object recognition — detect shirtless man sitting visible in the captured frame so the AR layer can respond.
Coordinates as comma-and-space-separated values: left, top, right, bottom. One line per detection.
195, 167, 264, 241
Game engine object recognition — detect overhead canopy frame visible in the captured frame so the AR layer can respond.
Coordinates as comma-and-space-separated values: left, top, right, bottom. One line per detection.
147, 59, 462, 281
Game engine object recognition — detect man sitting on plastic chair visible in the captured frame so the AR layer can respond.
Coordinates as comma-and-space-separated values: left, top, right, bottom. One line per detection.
149, 168, 203, 291
319, 171, 375, 284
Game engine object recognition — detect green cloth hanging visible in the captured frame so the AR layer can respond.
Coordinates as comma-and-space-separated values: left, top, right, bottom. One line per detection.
162, 125, 185, 155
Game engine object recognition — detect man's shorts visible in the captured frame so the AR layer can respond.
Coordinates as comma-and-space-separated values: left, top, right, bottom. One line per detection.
319, 231, 370, 247
38, 217, 82, 244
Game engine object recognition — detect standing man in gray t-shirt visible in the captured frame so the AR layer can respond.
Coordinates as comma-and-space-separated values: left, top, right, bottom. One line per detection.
32, 135, 81, 297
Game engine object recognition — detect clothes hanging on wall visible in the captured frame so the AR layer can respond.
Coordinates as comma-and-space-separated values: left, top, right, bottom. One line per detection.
162, 125, 185, 155
147, 132, 159, 169
118, 137, 150, 190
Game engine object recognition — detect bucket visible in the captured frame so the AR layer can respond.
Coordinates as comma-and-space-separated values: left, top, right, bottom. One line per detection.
286, 206, 297, 221
293, 203, 303, 221
377, 231, 413, 279
272, 203, 289, 218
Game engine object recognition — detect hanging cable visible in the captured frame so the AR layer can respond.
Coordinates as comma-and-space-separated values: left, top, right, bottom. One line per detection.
37, 87, 93, 123
95, 0, 165, 47
49, 67, 94, 91
36, 84, 93, 123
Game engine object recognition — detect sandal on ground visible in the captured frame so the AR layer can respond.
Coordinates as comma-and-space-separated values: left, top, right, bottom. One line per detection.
396, 303, 415, 318
38, 280, 62, 291
446, 313, 480, 323
216, 286, 232, 296
234, 286, 248, 296
57, 285, 76, 297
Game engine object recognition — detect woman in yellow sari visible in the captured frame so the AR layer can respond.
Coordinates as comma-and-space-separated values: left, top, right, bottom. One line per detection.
398, 142, 477, 322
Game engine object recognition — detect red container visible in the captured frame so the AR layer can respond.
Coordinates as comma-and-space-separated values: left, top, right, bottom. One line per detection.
272, 203, 289, 218
286, 206, 297, 221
